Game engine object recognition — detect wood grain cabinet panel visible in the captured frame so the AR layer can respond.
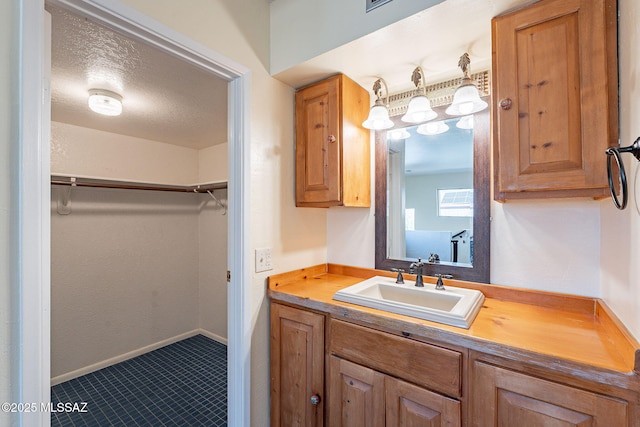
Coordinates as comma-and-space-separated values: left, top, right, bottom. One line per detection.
328, 356, 461, 427
492, 0, 618, 200
295, 74, 370, 207
471, 361, 628, 427
328, 356, 385, 427
270, 303, 325, 427
385, 376, 461, 427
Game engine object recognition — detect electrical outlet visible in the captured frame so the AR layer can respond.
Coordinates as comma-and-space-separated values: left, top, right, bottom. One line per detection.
255, 247, 273, 273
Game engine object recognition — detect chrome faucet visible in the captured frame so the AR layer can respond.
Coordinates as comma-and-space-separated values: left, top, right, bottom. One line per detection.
409, 258, 425, 287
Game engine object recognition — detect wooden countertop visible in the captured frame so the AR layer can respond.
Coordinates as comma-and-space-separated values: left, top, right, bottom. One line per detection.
268, 264, 640, 390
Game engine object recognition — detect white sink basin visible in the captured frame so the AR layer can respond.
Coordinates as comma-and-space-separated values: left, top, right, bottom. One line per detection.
333, 276, 484, 328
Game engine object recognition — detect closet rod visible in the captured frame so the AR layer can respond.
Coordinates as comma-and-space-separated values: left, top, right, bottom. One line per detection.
51, 176, 227, 193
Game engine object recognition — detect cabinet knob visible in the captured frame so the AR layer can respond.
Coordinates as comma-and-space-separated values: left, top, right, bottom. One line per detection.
310, 394, 321, 406
328, 135, 336, 143
499, 98, 513, 110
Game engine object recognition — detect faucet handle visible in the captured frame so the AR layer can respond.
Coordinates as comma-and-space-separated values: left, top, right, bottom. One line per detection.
390, 268, 405, 284
434, 274, 453, 290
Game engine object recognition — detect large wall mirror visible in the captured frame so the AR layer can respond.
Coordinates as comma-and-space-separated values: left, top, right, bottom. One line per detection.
375, 102, 490, 283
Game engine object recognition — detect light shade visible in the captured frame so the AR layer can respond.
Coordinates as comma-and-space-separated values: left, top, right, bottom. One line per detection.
88, 89, 123, 116
456, 115, 474, 130
417, 120, 449, 135
362, 100, 394, 130
445, 78, 488, 116
387, 128, 411, 140
401, 95, 437, 123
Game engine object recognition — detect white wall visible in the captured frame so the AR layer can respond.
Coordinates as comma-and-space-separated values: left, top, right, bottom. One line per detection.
600, 0, 640, 339
50, 189, 228, 381
50, 187, 202, 378
199, 143, 228, 183
327, 206, 376, 267
51, 121, 229, 186
269, 0, 445, 75
491, 199, 600, 296
117, 1, 328, 424
51, 121, 200, 185
50, 122, 230, 379
1, 1, 16, 424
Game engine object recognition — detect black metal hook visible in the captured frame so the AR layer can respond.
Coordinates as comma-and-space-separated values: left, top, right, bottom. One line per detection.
605, 137, 640, 210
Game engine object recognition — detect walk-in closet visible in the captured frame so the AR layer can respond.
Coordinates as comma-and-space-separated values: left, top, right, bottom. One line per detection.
48, 4, 230, 425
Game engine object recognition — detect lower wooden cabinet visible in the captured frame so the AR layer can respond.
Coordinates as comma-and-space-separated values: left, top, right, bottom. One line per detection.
385, 377, 461, 427
329, 356, 461, 427
328, 356, 385, 426
471, 361, 628, 427
270, 303, 325, 427
270, 302, 637, 426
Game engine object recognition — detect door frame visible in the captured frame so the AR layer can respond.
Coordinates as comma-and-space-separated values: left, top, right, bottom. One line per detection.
18, 0, 251, 425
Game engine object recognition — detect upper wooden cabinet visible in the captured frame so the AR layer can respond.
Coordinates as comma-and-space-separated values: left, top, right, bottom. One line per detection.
295, 74, 371, 207
492, 0, 618, 200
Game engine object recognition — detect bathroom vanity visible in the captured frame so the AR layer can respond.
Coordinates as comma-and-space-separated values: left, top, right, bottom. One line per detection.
269, 264, 640, 426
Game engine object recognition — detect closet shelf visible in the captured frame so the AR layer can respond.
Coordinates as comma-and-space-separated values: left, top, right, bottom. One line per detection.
51, 175, 227, 193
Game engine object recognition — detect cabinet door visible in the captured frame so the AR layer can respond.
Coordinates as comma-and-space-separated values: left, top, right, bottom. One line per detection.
492, 0, 617, 199
295, 76, 341, 206
385, 377, 461, 427
328, 356, 385, 427
471, 361, 627, 427
270, 303, 325, 427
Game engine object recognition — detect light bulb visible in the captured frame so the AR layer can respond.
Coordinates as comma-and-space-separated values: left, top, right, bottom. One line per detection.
88, 89, 123, 116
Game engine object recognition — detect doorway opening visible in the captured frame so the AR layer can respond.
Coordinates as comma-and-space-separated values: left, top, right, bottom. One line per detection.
19, 1, 251, 425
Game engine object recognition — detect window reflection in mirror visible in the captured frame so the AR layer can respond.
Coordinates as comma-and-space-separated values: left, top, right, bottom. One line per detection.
387, 117, 474, 266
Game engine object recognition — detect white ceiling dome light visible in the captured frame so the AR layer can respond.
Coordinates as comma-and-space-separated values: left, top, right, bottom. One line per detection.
88, 89, 123, 116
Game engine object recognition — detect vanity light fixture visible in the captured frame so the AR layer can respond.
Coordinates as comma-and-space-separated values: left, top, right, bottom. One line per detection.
362, 78, 394, 130
401, 67, 437, 124
456, 115, 474, 130
445, 53, 488, 116
88, 89, 123, 116
417, 120, 449, 136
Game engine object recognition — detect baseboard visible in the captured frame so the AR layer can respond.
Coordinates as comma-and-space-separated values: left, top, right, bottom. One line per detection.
198, 328, 228, 345
51, 330, 201, 386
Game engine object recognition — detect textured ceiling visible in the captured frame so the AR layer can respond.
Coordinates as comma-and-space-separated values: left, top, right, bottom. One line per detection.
48, 4, 228, 150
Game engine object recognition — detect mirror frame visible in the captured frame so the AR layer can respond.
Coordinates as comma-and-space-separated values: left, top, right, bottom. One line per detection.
375, 102, 491, 283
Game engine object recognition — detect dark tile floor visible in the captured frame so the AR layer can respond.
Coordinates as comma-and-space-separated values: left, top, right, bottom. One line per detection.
51, 335, 227, 426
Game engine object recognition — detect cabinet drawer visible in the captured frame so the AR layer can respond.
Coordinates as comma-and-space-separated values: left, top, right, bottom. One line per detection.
329, 319, 462, 398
